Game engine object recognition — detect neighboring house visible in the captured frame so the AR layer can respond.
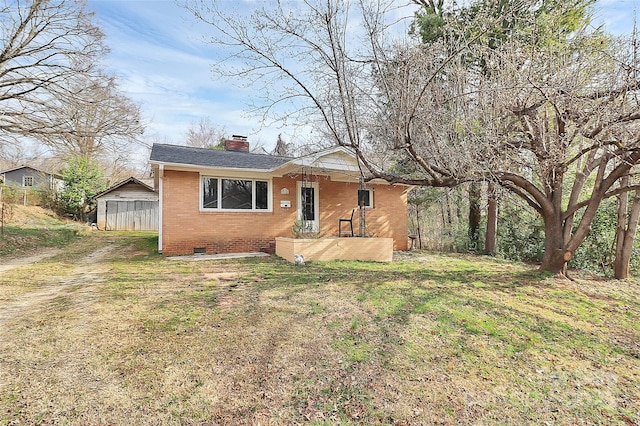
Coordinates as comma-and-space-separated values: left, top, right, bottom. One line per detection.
149, 137, 411, 256
94, 177, 159, 231
0, 165, 62, 190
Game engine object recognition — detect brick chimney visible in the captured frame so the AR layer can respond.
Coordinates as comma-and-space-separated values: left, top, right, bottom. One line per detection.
224, 135, 249, 152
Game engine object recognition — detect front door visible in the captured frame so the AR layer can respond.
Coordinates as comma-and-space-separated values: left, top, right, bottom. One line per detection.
297, 181, 319, 233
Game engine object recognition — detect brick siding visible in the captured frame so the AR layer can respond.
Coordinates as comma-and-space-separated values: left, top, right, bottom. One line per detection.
161, 170, 409, 255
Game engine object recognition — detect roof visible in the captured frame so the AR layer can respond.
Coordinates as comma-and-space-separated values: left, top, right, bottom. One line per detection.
147, 143, 398, 185
94, 176, 155, 199
149, 143, 292, 171
0, 165, 62, 179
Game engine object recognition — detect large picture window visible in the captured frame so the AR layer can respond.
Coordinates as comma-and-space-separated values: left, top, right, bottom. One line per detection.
202, 177, 270, 211
222, 179, 252, 209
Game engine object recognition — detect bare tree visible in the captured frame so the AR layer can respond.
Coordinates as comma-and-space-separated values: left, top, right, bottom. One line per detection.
1, 0, 107, 146
411, 0, 594, 256
38, 72, 144, 158
272, 134, 292, 156
185, 117, 226, 149
184, 0, 472, 184
474, 33, 640, 274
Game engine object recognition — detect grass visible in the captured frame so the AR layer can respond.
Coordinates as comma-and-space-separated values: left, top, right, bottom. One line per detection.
0, 205, 82, 257
0, 225, 79, 256
0, 223, 638, 424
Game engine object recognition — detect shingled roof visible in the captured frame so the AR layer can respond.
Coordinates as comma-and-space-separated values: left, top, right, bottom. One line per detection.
0, 165, 62, 179
94, 176, 155, 199
149, 143, 292, 171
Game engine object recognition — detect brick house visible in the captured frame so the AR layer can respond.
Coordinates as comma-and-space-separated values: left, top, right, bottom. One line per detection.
149, 137, 411, 256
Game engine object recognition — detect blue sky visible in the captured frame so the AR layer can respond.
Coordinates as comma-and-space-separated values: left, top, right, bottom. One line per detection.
87, 0, 640, 154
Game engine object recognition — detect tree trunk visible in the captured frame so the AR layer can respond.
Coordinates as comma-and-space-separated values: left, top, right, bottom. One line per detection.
439, 196, 446, 229
468, 182, 481, 252
485, 182, 497, 255
615, 179, 628, 277
444, 191, 453, 227
542, 239, 573, 274
541, 204, 572, 275
415, 204, 423, 249
614, 189, 640, 279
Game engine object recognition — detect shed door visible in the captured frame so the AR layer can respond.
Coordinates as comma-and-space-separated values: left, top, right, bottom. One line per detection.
105, 200, 158, 231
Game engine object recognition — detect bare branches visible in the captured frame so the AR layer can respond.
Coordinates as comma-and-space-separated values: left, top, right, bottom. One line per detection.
0, 0, 145, 160
185, 117, 227, 149
36, 73, 145, 157
185, 0, 479, 184
1, 0, 101, 139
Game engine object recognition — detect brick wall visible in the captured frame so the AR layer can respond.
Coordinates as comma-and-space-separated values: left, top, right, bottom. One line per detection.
160, 170, 409, 255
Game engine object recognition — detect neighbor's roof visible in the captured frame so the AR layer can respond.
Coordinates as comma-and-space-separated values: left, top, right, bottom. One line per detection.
149, 143, 293, 171
94, 176, 155, 199
0, 165, 62, 179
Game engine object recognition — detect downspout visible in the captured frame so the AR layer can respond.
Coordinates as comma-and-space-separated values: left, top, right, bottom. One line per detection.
158, 164, 164, 254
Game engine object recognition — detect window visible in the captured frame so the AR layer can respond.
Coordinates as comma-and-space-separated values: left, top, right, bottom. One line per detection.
256, 181, 268, 209
358, 188, 373, 208
203, 178, 218, 208
23, 176, 34, 187
222, 179, 252, 209
201, 177, 270, 211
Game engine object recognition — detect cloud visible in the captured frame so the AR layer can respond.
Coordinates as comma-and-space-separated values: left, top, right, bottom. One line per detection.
89, 0, 257, 147
592, 0, 639, 34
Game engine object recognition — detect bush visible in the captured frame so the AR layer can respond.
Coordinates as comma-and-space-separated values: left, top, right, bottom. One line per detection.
496, 203, 545, 263
0, 184, 20, 204
569, 199, 617, 276
35, 185, 61, 210
0, 184, 61, 209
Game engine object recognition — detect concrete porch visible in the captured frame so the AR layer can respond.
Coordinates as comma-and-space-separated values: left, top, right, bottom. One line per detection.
275, 237, 393, 263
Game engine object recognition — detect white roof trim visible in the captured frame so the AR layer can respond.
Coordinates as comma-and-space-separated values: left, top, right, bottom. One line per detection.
150, 160, 279, 174
284, 146, 361, 172
292, 145, 356, 162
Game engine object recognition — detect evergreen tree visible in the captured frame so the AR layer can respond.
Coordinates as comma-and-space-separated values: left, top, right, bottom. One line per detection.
59, 156, 108, 221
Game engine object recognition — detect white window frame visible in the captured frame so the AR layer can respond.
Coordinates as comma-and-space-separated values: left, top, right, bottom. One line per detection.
23, 176, 34, 187
200, 175, 272, 212
360, 188, 374, 208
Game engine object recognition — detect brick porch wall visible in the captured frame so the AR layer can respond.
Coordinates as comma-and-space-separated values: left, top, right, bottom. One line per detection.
160, 170, 409, 255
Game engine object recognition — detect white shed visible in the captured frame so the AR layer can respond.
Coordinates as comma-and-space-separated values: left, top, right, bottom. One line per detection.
95, 177, 158, 231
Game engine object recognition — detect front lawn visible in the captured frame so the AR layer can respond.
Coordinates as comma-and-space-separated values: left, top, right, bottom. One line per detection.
0, 233, 638, 425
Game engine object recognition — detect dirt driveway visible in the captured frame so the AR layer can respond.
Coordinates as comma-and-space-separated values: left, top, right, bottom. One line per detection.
0, 248, 62, 274
0, 245, 114, 326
